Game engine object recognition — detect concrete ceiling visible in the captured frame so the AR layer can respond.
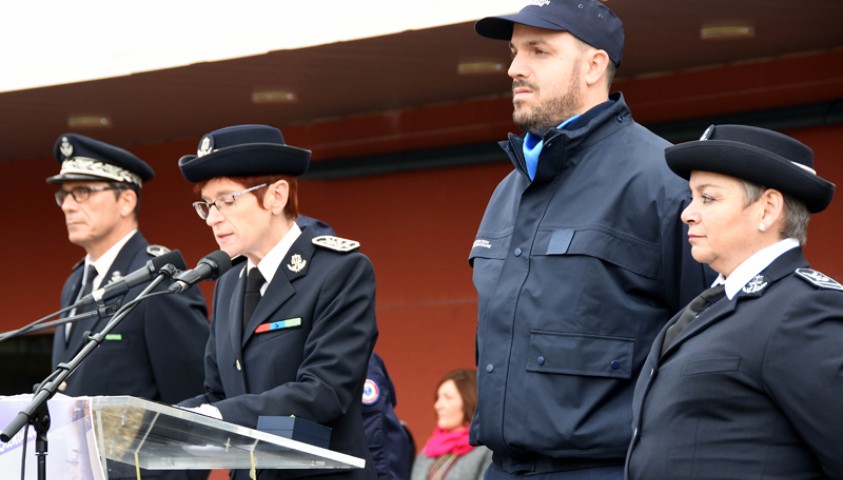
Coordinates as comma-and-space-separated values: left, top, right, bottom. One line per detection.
2, 0, 842, 163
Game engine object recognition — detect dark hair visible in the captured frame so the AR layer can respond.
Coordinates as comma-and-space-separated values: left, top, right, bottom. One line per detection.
193, 174, 299, 220
111, 182, 141, 218
436, 369, 478, 425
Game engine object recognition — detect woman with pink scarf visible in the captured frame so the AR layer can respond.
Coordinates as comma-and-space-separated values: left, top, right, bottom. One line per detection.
411, 370, 492, 480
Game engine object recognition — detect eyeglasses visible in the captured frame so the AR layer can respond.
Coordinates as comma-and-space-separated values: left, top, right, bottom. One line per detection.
55, 185, 125, 206
192, 183, 268, 220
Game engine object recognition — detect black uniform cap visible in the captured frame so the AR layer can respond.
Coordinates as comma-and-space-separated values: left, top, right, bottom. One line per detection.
178, 124, 310, 183
47, 133, 154, 186
666, 124, 835, 213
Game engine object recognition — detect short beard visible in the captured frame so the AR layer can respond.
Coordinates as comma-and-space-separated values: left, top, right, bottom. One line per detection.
513, 61, 583, 136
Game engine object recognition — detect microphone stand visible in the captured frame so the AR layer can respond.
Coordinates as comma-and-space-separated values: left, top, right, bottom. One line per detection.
0, 264, 179, 480
0, 304, 118, 342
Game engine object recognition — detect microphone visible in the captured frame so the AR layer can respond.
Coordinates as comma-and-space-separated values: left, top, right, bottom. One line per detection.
168, 250, 233, 293
77, 250, 187, 305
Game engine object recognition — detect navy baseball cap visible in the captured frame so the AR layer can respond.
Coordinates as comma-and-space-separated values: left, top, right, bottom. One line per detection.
178, 124, 311, 183
475, 0, 624, 67
666, 124, 835, 213
47, 133, 154, 186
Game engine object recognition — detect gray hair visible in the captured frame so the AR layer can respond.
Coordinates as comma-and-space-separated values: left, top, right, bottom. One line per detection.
742, 181, 809, 244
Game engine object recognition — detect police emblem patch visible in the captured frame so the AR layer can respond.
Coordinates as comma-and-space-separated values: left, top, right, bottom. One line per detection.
362, 378, 380, 405
795, 268, 843, 291
741, 275, 768, 294
312, 235, 360, 252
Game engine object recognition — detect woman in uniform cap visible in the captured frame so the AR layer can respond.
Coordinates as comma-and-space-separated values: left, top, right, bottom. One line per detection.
177, 124, 378, 480
625, 124, 843, 479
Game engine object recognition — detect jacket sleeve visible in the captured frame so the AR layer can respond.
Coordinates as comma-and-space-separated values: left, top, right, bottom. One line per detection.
763, 289, 843, 478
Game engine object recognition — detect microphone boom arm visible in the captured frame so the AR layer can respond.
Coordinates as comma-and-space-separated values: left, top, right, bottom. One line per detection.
0, 264, 178, 450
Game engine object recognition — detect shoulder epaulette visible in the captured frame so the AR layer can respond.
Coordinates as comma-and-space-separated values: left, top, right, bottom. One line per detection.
146, 244, 171, 257
795, 268, 843, 291
312, 235, 360, 253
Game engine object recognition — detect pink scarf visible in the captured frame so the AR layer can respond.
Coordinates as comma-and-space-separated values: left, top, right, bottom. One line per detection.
423, 427, 474, 458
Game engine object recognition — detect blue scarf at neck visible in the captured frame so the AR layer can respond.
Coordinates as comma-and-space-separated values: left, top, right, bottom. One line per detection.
522, 114, 581, 181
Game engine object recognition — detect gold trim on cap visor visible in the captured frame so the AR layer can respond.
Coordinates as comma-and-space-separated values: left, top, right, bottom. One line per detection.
58, 157, 143, 186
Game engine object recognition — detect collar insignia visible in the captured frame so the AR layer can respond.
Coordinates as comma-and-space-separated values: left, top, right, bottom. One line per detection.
287, 254, 307, 273
60, 137, 74, 159
795, 268, 843, 291
312, 235, 360, 253
108, 270, 123, 285
741, 275, 768, 294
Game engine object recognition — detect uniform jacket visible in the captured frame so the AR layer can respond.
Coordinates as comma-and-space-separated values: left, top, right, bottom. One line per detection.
626, 247, 843, 479
182, 226, 378, 480
362, 353, 413, 480
53, 231, 209, 400
52, 232, 210, 479
468, 93, 712, 461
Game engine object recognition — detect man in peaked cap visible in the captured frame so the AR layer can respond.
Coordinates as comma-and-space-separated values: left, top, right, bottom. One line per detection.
48, 133, 210, 480
177, 124, 378, 480
467, 1, 713, 478
626, 125, 843, 478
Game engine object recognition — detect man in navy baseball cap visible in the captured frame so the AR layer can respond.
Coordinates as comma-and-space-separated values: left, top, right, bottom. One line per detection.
467, 2, 713, 480
475, 0, 624, 67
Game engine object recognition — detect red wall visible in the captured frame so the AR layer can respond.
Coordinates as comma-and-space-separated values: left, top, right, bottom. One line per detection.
1, 52, 842, 477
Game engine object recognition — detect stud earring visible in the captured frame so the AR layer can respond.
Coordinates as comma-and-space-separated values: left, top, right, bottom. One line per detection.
758, 222, 767, 232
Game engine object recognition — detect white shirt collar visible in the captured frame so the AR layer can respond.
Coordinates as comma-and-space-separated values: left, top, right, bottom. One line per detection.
85, 230, 138, 289
716, 238, 800, 299
247, 222, 302, 294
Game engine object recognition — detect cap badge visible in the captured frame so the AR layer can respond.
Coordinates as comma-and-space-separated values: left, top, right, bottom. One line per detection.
60, 137, 74, 159
700, 124, 715, 141
741, 275, 768, 294
197, 136, 213, 157
287, 254, 307, 273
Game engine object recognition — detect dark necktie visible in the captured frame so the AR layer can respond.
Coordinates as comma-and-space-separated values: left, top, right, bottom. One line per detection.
243, 267, 265, 329
661, 284, 726, 355
67, 264, 98, 340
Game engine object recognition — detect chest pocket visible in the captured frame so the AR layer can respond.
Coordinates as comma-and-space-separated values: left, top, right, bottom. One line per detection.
528, 331, 634, 379
535, 227, 662, 280
469, 232, 511, 299
468, 232, 511, 264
